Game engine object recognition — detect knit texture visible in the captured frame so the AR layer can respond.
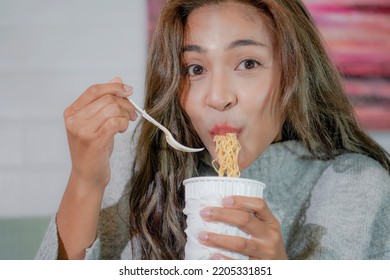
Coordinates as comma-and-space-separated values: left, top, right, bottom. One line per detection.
36, 131, 390, 259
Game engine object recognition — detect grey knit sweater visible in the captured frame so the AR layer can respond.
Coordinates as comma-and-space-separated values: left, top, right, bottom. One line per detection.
36, 131, 390, 259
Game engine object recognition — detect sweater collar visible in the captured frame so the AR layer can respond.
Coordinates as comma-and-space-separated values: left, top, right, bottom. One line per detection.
198, 140, 314, 179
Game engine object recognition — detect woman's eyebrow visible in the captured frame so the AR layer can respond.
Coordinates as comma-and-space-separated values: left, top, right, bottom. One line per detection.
226, 39, 268, 50
182, 39, 268, 53
182, 44, 205, 53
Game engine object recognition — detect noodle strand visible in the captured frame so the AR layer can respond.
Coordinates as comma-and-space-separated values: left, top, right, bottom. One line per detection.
212, 133, 241, 177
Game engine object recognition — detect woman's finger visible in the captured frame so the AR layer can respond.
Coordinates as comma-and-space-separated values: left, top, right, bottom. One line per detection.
66, 82, 133, 114
210, 253, 234, 260
200, 196, 280, 237
96, 117, 131, 139
198, 231, 260, 258
71, 94, 137, 122
71, 101, 134, 137
222, 196, 279, 225
199, 231, 284, 260
200, 207, 263, 236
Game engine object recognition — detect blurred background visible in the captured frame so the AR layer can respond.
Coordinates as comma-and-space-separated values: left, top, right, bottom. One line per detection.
0, 0, 147, 259
0, 0, 389, 259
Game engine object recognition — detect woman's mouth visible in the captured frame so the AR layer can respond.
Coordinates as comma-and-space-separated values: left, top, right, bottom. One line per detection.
210, 125, 241, 139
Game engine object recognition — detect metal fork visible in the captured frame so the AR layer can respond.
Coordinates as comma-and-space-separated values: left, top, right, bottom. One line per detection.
129, 99, 204, 153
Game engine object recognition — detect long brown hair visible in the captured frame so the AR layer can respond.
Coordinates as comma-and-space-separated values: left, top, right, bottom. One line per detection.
128, 0, 390, 260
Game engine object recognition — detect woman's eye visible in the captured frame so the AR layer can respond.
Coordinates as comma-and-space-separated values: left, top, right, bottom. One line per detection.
237, 59, 260, 70
186, 64, 204, 76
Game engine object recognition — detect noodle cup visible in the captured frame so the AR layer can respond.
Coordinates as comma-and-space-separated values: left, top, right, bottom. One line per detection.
183, 176, 265, 260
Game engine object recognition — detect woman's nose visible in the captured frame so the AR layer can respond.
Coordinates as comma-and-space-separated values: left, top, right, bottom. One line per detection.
205, 72, 237, 111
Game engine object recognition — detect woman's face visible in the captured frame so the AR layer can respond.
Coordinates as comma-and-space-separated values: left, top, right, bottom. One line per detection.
180, 2, 282, 170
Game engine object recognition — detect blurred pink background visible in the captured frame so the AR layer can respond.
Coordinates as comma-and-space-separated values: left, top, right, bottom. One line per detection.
148, 0, 390, 131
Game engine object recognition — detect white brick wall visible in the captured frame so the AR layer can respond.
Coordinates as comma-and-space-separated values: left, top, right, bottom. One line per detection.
0, 0, 147, 217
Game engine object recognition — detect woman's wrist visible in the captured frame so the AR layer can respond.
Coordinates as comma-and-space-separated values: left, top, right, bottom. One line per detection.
68, 170, 108, 195
57, 173, 106, 259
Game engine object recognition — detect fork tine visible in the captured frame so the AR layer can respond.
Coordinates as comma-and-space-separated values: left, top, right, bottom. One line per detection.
166, 134, 204, 152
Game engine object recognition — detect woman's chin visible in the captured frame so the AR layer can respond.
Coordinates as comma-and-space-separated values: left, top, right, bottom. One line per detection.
238, 157, 251, 171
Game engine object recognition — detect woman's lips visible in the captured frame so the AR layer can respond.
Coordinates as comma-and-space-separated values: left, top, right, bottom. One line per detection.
210, 125, 241, 138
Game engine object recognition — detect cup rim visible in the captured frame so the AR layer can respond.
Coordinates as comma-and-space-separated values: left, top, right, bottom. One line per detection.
183, 176, 265, 187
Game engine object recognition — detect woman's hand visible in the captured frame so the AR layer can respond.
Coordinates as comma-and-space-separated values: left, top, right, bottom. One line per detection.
58, 77, 138, 259
63, 77, 137, 190
198, 195, 288, 260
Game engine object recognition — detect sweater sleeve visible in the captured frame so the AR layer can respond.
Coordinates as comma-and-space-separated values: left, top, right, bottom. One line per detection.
34, 215, 59, 259
289, 153, 390, 260
34, 215, 101, 260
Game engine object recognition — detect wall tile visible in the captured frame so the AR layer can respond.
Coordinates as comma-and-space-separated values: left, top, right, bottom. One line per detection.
0, 122, 24, 166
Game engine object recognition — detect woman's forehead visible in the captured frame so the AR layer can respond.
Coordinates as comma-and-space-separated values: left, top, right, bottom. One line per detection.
183, 2, 272, 48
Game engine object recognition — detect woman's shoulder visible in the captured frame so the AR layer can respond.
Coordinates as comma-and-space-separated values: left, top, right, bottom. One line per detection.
331, 152, 390, 184
270, 141, 390, 192
275, 141, 389, 181
300, 150, 390, 260
316, 151, 390, 199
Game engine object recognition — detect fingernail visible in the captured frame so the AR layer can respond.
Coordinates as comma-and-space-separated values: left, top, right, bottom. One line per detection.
200, 208, 213, 218
210, 254, 223, 260
124, 84, 133, 92
198, 231, 209, 241
110, 76, 122, 83
222, 196, 234, 206
130, 111, 138, 121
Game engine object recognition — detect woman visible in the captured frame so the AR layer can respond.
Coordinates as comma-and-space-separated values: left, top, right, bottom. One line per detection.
37, 0, 390, 260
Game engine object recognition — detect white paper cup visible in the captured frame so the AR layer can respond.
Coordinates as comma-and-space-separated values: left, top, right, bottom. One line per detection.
183, 176, 265, 260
